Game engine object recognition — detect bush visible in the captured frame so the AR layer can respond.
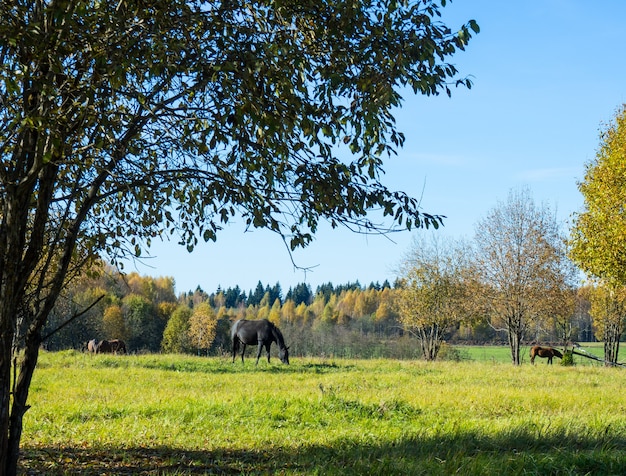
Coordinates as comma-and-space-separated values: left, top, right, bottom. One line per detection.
560, 350, 575, 366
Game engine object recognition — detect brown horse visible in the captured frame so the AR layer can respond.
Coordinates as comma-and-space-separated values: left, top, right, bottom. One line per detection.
530, 346, 563, 365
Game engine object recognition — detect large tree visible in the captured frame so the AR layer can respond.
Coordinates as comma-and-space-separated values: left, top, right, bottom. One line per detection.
473, 188, 574, 365
0, 0, 478, 472
569, 106, 626, 364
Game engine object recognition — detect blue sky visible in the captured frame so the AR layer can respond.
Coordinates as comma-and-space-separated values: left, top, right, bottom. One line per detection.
134, 1, 626, 295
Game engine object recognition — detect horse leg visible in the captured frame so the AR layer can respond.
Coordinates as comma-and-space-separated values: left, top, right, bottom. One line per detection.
548, 356, 552, 365
241, 343, 246, 363
232, 338, 239, 363
266, 343, 271, 363
255, 342, 263, 365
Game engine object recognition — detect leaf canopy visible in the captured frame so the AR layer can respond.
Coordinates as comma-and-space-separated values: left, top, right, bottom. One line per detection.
1, 0, 477, 264
569, 106, 626, 284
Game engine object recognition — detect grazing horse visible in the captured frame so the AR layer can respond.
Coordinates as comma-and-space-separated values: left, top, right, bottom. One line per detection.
96, 339, 112, 353
530, 346, 563, 365
231, 319, 289, 365
108, 339, 127, 354
96, 339, 127, 354
87, 339, 98, 353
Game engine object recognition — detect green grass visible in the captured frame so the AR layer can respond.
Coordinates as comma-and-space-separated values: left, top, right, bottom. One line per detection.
19, 349, 626, 475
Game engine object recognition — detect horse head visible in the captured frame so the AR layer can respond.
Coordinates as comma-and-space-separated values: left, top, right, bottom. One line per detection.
279, 346, 290, 365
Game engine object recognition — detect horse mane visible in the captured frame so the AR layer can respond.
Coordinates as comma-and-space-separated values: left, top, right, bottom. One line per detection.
269, 321, 286, 349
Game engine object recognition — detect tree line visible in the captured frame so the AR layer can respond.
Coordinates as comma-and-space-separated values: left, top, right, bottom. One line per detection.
43, 257, 594, 362
50, 178, 626, 368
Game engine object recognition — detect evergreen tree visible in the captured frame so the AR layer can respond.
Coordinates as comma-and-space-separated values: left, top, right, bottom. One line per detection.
287, 283, 313, 306
249, 281, 266, 306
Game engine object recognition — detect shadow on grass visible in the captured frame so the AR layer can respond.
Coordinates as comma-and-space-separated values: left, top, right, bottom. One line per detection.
20, 430, 626, 475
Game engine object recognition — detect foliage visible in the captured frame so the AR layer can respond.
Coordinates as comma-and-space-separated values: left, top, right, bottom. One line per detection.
285, 283, 314, 306
569, 106, 626, 365
102, 305, 126, 342
472, 188, 575, 365
18, 352, 626, 475
585, 283, 626, 365
122, 294, 164, 352
45, 266, 592, 360
161, 305, 193, 354
188, 302, 218, 354
561, 350, 574, 366
569, 106, 626, 284
396, 235, 471, 360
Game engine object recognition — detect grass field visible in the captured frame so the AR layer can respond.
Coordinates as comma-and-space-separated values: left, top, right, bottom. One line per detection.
18, 346, 626, 475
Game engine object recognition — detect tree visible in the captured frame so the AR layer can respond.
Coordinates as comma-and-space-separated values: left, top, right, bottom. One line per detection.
123, 294, 162, 351
473, 188, 574, 365
286, 283, 313, 306
188, 302, 217, 355
569, 106, 626, 363
102, 305, 127, 342
280, 299, 297, 323
161, 305, 193, 354
585, 283, 626, 365
0, 1, 478, 472
375, 288, 396, 322
249, 282, 267, 307
396, 235, 469, 361
268, 298, 282, 324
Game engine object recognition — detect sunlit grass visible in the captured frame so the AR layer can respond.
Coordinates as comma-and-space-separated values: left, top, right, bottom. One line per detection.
20, 350, 626, 474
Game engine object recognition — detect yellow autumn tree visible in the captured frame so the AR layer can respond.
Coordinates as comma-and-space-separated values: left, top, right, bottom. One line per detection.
102, 305, 127, 341
268, 298, 282, 324
569, 105, 626, 364
188, 302, 218, 355
396, 234, 470, 361
375, 288, 396, 322
281, 299, 297, 323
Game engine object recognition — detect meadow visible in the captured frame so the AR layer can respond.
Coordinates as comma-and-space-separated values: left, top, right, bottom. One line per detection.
19, 346, 626, 475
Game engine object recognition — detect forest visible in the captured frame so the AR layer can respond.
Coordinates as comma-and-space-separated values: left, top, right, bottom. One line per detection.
43, 264, 595, 360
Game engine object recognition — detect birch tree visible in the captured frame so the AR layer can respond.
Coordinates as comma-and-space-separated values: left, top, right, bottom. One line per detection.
569, 106, 626, 364
473, 188, 574, 365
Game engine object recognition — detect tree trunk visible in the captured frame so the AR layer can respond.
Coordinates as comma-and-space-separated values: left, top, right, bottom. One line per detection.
0, 333, 13, 476
6, 327, 42, 475
508, 327, 522, 365
604, 321, 621, 366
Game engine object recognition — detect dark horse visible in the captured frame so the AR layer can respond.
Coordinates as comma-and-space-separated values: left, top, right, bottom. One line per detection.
96, 339, 127, 354
530, 346, 563, 365
231, 319, 289, 365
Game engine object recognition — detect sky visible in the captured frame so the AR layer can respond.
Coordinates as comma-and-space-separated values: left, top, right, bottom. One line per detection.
131, 0, 626, 296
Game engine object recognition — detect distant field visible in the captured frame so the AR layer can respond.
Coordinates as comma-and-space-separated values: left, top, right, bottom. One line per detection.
458, 343, 605, 365
18, 348, 626, 475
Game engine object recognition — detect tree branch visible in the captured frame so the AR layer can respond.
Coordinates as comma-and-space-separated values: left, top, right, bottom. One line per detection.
41, 294, 106, 342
